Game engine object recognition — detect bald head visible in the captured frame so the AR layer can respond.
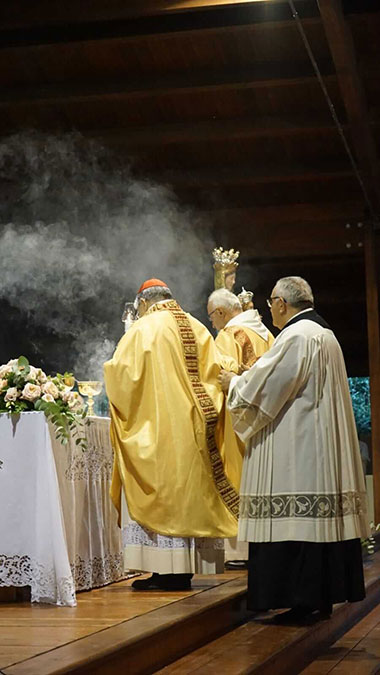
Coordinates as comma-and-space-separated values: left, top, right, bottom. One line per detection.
207, 289, 242, 331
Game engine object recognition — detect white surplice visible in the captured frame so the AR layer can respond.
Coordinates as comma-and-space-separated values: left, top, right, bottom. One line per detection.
225, 308, 271, 341
122, 520, 224, 575
227, 317, 370, 544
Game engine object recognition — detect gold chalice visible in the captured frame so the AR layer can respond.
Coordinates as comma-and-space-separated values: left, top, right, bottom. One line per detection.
77, 380, 103, 417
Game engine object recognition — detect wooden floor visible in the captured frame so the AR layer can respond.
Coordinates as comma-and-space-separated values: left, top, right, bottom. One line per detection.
0, 571, 244, 673
301, 603, 380, 674
2, 553, 380, 675
156, 553, 380, 675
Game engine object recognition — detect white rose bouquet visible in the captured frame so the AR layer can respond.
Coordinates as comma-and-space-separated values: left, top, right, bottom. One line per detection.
0, 356, 87, 449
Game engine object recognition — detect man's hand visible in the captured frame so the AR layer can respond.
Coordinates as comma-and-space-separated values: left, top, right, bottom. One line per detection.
218, 369, 235, 393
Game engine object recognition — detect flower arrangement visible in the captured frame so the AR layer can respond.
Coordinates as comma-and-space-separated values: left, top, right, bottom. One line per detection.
0, 356, 87, 449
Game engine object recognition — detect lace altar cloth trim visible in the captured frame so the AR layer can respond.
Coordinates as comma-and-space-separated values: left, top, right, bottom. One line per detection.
0, 554, 76, 606
240, 491, 367, 520
71, 553, 124, 590
123, 521, 224, 550
63, 419, 113, 481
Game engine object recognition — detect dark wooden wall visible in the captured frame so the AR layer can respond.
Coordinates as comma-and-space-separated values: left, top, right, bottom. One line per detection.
1, 0, 380, 375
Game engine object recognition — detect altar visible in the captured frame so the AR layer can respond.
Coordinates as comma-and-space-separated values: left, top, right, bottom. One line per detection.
0, 411, 124, 606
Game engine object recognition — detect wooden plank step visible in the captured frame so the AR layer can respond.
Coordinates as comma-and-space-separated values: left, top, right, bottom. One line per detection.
300, 602, 380, 673
157, 552, 380, 675
1, 575, 248, 675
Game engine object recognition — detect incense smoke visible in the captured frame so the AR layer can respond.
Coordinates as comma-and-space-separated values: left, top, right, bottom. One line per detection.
0, 131, 214, 378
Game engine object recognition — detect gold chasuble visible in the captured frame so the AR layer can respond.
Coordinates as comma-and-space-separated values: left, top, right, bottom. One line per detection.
215, 316, 275, 494
216, 325, 273, 369
104, 300, 239, 539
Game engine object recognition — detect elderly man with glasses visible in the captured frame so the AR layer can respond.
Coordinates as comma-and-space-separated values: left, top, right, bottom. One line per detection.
219, 276, 369, 622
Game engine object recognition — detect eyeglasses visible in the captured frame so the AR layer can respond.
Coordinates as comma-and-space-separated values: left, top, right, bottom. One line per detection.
208, 308, 218, 321
266, 296, 286, 308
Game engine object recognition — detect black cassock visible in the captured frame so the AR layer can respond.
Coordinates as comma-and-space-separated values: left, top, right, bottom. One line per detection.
247, 538, 365, 612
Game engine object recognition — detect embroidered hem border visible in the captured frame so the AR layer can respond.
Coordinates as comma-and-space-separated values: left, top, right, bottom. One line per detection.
240, 491, 367, 520
147, 300, 239, 519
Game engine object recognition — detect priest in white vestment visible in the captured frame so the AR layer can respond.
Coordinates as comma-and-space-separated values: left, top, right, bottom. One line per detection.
220, 276, 369, 620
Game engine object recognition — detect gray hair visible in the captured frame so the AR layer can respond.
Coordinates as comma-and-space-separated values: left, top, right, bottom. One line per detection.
274, 276, 314, 309
208, 288, 242, 312
136, 285, 172, 305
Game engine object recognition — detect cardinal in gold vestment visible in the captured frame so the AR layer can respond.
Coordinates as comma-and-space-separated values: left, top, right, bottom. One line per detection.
208, 288, 274, 566
104, 279, 239, 590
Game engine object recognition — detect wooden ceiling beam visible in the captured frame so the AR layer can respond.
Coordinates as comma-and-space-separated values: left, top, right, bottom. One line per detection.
2, 0, 377, 33
0, 67, 336, 108
204, 201, 364, 226
0, 15, 324, 52
219, 228, 363, 258
0, 1, 314, 33
86, 118, 344, 147
156, 163, 353, 187
205, 204, 365, 257
318, 0, 380, 218
246, 252, 363, 266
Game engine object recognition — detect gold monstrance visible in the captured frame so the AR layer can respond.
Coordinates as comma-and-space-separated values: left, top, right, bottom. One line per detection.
212, 247, 240, 291
238, 286, 254, 311
77, 381, 103, 417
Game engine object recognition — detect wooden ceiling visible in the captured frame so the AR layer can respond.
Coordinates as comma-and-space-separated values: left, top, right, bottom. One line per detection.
1, 0, 379, 374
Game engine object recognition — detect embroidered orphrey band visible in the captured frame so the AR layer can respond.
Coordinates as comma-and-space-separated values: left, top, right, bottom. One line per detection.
148, 301, 239, 519
240, 492, 367, 520
225, 327, 256, 367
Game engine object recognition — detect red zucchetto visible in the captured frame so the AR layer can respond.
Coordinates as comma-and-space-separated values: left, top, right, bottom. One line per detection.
137, 278, 169, 293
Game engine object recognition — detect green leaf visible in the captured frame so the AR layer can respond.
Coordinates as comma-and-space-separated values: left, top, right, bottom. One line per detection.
17, 356, 29, 368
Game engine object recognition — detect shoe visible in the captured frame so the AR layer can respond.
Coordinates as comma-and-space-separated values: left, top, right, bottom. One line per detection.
131, 573, 162, 590
225, 560, 248, 570
131, 573, 192, 591
271, 607, 317, 625
159, 576, 192, 591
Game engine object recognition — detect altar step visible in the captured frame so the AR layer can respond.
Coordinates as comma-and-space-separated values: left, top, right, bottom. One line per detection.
300, 601, 380, 674
156, 551, 380, 675
1, 575, 248, 675
3, 553, 380, 675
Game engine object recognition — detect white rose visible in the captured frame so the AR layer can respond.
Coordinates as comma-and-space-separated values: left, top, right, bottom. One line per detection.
0, 365, 12, 378
37, 370, 48, 384
21, 383, 42, 401
6, 359, 18, 366
42, 393, 54, 403
4, 387, 19, 402
65, 391, 84, 411
0, 379, 8, 390
26, 366, 39, 382
42, 381, 59, 399
61, 390, 71, 403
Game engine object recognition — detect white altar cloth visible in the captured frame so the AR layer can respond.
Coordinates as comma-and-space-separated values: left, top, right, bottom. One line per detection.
0, 412, 123, 606
0, 411, 76, 605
